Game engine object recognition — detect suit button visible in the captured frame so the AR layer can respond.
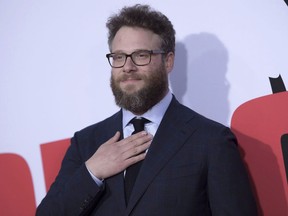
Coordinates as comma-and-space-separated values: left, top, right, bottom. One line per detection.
80, 196, 92, 210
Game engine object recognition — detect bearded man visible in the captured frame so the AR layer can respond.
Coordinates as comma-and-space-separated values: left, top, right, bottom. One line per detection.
37, 4, 257, 216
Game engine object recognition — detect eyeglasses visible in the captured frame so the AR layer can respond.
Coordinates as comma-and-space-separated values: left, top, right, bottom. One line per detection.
106, 50, 166, 68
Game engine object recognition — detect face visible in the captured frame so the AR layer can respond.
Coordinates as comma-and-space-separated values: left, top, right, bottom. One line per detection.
110, 26, 174, 115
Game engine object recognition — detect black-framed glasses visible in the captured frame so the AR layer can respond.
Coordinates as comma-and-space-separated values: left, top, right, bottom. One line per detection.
106, 50, 166, 68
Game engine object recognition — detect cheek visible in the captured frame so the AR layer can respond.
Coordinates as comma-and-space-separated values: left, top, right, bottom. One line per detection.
111, 70, 121, 81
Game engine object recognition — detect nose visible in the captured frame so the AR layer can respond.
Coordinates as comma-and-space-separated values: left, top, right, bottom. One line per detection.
122, 56, 137, 72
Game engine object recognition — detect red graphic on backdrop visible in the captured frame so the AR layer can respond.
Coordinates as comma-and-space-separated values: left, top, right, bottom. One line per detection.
40, 139, 70, 191
0, 139, 70, 216
231, 75, 288, 216
0, 154, 36, 216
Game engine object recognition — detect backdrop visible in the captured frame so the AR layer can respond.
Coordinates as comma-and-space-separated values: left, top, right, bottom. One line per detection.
1, 0, 287, 215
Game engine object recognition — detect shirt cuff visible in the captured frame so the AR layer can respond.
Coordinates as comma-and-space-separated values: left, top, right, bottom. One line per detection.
86, 166, 104, 187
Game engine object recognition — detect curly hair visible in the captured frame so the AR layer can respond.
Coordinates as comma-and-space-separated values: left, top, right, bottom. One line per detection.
106, 4, 175, 54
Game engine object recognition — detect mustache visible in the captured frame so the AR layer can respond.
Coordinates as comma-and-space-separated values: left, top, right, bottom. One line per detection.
118, 74, 143, 82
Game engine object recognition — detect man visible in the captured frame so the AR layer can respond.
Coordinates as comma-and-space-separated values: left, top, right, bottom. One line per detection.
36, 4, 257, 216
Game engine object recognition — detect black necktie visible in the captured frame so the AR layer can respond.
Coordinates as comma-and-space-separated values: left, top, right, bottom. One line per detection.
125, 117, 150, 204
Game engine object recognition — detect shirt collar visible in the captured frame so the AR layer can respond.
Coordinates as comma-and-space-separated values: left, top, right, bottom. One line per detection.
122, 91, 173, 128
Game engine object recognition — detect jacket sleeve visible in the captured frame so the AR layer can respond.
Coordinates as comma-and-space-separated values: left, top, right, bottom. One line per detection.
36, 134, 105, 216
207, 127, 258, 215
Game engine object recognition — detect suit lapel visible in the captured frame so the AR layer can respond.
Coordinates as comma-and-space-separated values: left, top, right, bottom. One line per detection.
125, 97, 198, 215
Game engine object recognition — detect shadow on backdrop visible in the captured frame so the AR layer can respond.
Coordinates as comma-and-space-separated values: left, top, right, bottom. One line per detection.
170, 33, 229, 125
233, 131, 287, 216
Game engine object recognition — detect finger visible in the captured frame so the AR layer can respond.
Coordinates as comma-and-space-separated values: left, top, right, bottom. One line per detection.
132, 133, 153, 147
120, 132, 153, 148
123, 140, 152, 159
118, 134, 153, 154
121, 131, 149, 144
125, 151, 147, 167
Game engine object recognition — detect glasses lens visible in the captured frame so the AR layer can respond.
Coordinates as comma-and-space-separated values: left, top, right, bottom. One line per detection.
109, 53, 126, 68
132, 51, 151, 66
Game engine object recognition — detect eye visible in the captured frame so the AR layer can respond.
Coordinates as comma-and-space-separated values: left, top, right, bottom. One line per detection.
134, 51, 150, 59
113, 54, 125, 61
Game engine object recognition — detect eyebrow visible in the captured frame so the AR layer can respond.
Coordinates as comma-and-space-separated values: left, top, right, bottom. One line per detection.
111, 49, 152, 54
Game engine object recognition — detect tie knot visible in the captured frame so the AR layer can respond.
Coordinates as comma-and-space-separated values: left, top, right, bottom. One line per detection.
130, 117, 150, 134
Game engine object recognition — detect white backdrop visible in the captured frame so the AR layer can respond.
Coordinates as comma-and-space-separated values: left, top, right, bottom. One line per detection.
1, 0, 288, 205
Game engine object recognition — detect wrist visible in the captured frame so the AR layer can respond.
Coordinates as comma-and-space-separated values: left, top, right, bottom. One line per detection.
85, 161, 104, 180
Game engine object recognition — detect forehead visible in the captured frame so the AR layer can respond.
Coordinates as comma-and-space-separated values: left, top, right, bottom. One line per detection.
111, 26, 162, 52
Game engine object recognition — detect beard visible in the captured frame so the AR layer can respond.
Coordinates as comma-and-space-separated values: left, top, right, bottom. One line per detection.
110, 64, 169, 114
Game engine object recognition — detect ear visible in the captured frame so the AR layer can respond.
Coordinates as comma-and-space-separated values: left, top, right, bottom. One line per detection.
165, 52, 175, 74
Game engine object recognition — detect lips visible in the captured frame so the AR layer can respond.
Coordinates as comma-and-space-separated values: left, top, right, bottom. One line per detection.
119, 75, 144, 92
120, 75, 142, 82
